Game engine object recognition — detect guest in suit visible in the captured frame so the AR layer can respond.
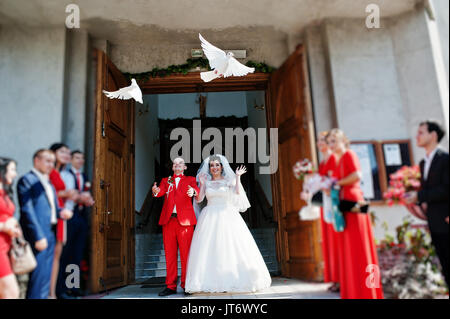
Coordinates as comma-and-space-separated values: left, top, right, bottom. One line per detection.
327, 129, 384, 299
48, 143, 77, 299
57, 150, 94, 298
17, 149, 73, 299
405, 120, 449, 287
0, 157, 21, 299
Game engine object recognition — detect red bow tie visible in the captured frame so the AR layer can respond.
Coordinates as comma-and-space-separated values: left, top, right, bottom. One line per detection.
173, 174, 183, 178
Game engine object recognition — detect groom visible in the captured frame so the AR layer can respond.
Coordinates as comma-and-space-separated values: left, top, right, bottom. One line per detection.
152, 157, 199, 296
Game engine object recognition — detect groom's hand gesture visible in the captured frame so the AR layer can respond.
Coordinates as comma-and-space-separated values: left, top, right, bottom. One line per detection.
187, 185, 197, 197
152, 182, 160, 196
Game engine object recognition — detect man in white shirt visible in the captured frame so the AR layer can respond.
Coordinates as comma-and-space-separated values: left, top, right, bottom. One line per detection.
17, 149, 72, 299
405, 120, 449, 288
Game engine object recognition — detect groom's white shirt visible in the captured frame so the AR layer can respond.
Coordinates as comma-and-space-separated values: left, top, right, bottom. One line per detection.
31, 168, 57, 225
172, 176, 181, 214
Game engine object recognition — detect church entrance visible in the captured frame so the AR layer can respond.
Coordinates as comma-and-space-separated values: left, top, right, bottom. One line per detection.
90, 46, 322, 293
134, 91, 280, 285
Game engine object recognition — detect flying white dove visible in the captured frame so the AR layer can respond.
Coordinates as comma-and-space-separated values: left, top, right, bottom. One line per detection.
199, 33, 255, 82
102, 78, 143, 104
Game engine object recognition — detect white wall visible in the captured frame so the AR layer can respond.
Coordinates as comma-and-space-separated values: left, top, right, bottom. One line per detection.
431, 0, 449, 85
324, 18, 410, 142
389, 8, 449, 163
62, 29, 90, 152
305, 26, 336, 135
0, 26, 67, 179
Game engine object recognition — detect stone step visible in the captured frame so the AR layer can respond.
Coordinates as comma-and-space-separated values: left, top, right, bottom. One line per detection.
137, 239, 276, 247
135, 229, 280, 280
136, 255, 277, 267
136, 269, 181, 278
137, 261, 182, 269
135, 263, 278, 279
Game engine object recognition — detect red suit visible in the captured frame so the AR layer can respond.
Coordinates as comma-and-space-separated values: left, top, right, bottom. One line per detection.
154, 174, 199, 291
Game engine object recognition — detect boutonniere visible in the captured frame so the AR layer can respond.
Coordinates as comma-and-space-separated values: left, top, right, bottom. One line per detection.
166, 176, 174, 197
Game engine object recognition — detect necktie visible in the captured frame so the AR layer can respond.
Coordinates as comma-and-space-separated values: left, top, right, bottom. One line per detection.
76, 172, 82, 191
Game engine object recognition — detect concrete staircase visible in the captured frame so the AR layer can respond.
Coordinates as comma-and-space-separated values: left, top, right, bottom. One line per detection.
135, 228, 280, 283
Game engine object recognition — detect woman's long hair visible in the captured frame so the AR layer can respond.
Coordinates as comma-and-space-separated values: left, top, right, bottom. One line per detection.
0, 157, 16, 200
49, 143, 69, 171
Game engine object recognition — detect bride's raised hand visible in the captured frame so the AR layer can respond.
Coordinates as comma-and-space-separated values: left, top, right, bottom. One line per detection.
235, 165, 247, 177
198, 173, 208, 185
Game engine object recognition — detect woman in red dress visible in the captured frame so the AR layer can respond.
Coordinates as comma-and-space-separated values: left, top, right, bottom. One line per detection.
0, 157, 21, 299
48, 144, 77, 299
327, 129, 383, 299
316, 132, 339, 292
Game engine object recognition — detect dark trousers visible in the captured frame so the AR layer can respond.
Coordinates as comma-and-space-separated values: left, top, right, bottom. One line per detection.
26, 235, 55, 299
56, 212, 88, 296
431, 231, 449, 288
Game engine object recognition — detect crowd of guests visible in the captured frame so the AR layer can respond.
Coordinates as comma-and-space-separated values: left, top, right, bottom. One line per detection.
311, 121, 448, 299
1, 120, 448, 300
0, 144, 94, 299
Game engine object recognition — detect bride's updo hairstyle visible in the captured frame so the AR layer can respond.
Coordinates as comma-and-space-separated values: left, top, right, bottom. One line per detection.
208, 154, 224, 176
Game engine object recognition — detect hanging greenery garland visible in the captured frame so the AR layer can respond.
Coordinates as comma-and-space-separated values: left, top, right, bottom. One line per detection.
124, 57, 275, 82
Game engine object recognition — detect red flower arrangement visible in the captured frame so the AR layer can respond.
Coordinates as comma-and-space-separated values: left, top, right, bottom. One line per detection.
292, 159, 314, 181
383, 165, 421, 206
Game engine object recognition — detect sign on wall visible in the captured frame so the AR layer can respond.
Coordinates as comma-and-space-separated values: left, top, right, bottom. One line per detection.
350, 139, 413, 203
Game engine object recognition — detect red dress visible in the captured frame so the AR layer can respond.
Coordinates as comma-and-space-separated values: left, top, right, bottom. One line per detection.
49, 169, 67, 244
334, 150, 384, 299
318, 154, 339, 283
0, 190, 15, 278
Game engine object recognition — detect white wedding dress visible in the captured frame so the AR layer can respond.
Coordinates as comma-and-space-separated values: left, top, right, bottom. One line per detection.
185, 178, 272, 293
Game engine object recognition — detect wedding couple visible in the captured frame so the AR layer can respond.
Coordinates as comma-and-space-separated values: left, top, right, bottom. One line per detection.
152, 154, 271, 296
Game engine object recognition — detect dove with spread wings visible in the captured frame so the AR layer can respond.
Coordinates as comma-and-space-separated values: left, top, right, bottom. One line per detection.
102, 78, 143, 104
199, 34, 255, 82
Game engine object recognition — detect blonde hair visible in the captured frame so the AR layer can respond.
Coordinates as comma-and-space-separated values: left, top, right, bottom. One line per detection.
328, 128, 350, 148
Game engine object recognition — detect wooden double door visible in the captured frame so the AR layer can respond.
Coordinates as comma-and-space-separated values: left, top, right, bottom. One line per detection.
90, 46, 322, 293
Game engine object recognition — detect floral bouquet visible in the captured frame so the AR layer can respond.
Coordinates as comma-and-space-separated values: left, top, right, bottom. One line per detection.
383, 165, 421, 206
377, 216, 447, 298
293, 159, 314, 181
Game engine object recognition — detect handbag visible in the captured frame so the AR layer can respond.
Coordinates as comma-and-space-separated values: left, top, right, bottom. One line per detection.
339, 200, 370, 214
9, 236, 37, 275
311, 191, 323, 206
298, 201, 321, 221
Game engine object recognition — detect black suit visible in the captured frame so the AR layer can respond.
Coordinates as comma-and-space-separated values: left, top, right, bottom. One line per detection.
418, 148, 449, 287
56, 169, 90, 296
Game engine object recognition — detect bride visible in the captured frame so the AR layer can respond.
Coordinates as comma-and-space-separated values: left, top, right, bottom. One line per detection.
185, 154, 272, 293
